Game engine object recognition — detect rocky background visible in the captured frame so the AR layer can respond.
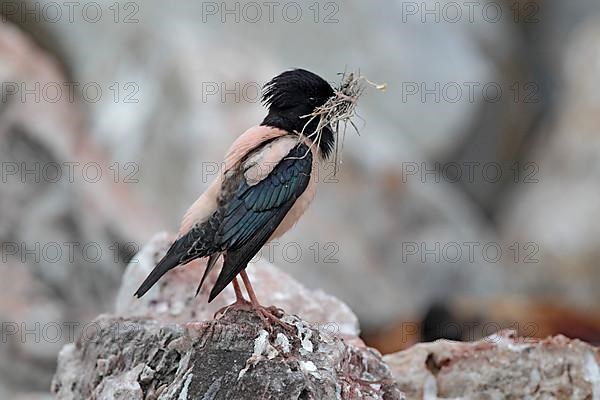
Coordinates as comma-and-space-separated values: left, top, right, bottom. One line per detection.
2, 0, 600, 398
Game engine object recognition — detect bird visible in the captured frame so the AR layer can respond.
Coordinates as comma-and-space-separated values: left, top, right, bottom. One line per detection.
134, 68, 339, 323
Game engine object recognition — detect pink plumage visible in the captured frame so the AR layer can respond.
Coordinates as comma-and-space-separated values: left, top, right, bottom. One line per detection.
134, 69, 337, 319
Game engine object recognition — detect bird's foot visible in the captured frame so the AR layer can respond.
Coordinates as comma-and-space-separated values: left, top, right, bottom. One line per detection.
214, 301, 295, 334
213, 297, 252, 319
253, 305, 296, 334
236, 271, 296, 334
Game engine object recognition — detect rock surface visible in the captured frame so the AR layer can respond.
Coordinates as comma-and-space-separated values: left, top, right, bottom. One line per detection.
384, 330, 600, 399
52, 232, 401, 399
51, 234, 600, 399
52, 311, 402, 400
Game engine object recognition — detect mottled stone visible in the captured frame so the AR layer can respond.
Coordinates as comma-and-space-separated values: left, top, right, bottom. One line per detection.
384, 330, 600, 399
52, 232, 399, 398
52, 311, 403, 399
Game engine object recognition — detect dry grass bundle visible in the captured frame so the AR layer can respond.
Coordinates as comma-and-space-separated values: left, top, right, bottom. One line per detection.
299, 71, 386, 174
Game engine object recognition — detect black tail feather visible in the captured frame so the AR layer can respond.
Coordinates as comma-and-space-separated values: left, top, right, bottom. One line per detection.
134, 250, 181, 298
208, 214, 284, 302
195, 252, 221, 297
134, 224, 216, 298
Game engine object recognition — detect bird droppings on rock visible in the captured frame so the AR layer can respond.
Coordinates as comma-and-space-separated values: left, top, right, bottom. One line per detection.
283, 315, 315, 355
52, 309, 402, 399
238, 329, 280, 380
299, 361, 320, 379
177, 373, 193, 400
275, 333, 291, 354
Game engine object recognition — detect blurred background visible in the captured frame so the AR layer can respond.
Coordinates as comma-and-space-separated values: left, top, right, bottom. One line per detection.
2, 0, 600, 397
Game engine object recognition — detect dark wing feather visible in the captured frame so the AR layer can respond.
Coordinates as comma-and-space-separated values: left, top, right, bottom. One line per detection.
133, 209, 224, 298
207, 143, 312, 302
135, 141, 312, 301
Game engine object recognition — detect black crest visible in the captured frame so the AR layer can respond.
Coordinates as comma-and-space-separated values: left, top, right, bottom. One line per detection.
261, 69, 335, 158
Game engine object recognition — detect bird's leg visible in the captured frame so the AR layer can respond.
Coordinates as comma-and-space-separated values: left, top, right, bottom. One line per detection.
240, 270, 295, 333
214, 277, 250, 318
239, 270, 261, 307
232, 277, 250, 305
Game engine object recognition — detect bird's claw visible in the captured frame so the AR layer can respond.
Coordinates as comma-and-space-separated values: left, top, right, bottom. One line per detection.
213, 297, 252, 319
255, 306, 296, 335
213, 301, 295, 334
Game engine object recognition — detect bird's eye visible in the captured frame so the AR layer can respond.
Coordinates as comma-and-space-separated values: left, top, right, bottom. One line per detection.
308, 97, 317, 105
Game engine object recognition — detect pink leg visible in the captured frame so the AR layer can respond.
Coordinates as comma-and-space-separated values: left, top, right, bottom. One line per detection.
214, 277, 249, 318
240, 270, 261, 307
232, 277, 248, 304
240, 270, 294, 333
